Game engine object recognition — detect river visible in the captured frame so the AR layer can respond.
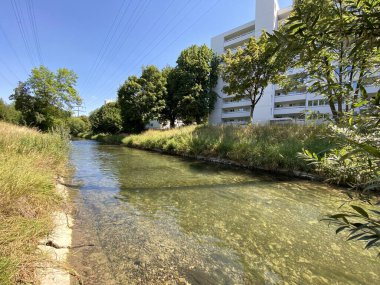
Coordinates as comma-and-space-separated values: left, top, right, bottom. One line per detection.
68, 140, 379, 285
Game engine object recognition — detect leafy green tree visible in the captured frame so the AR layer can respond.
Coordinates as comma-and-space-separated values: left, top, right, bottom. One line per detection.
10, 66, 81, 131
67, 116, 91, 136
89, 102, 122, 134
160, 66, 182, 128
222, 33, 284, 122
118, 65, 166, 133
273, 0, 380, 122
304, 104, 380, 255
0, 98, 21, 124
174, 45, 219, 124
291, 0, 380, 254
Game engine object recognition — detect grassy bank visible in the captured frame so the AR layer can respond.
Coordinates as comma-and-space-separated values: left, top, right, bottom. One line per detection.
0, 122, 69, 284
122, 125, 332, 173
82, 124, 332, 174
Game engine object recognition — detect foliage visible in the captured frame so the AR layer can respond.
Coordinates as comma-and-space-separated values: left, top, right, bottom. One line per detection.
303, 107, 380, 187
89, 102, 122, 134
174, 45, 219, 124
287, 0, 380, 254
222, 33, 285, 122
159, 66, 182, 128
272, 0, 380, 122
122, 124, 331, 172
118, 65, 166, 133
0, 99, 21, 124
323, 204, 380, 257
10, 66, 81, 131
66, 116, 91, 136
303, 104, 379, 254
0, 122, 68, 284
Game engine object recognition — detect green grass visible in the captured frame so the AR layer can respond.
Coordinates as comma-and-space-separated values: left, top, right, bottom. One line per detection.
122, 124, 332, 173
0, 121, 69, 284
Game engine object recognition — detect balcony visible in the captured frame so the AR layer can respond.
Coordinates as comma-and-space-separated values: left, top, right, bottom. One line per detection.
224, 31, 254, 49
274, 92, 307, 103
221, 111, 251, 119
223, 99, 251, 109
273, 106, 307, 115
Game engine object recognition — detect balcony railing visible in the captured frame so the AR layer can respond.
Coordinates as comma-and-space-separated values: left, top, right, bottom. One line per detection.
224, 31, 254, 44
275, 91, 307, 96
221, 111, 251, 118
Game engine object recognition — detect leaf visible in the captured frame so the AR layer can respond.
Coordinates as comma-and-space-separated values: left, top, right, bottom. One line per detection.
365, 238, 380, 249
351, 205, 369, 218
358, 235, 378, 241
370, 210, 380, 216
353, 100, 369, 108
330, 213, 348, 219
336, 225, 349, 234
347, 232, 366, 241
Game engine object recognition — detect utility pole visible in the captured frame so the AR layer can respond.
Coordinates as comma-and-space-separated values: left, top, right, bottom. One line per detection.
72, 105, 86, 117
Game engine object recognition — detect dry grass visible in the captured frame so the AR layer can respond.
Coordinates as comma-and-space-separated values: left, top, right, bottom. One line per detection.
0, 122, 69, 284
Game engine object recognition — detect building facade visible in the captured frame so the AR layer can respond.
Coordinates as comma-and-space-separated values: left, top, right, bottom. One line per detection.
209, 0, 378, 125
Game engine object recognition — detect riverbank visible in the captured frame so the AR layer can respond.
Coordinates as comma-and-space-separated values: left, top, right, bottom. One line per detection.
80, 124, 333, 178
0, 122, 70, 284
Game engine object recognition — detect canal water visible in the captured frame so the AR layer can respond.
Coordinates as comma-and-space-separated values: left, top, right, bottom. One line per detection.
68, 140, 379, 285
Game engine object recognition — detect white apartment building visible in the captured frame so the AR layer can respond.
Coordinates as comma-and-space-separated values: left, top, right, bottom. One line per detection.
208, 0, 377, 125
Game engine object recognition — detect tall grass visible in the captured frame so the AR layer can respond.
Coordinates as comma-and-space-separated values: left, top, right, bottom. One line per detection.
123, 124, 332, 172
0, 122, 69, 284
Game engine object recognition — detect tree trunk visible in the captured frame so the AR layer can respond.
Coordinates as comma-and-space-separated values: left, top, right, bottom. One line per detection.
250, 104, 255, 124
170, 118, 175, 129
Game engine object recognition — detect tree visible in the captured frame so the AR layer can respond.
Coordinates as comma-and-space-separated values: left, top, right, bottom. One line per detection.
118, 65, 166, 133
67, 116, 91, 136
174, 45, 219, 124
291, 0, 380, 254
10, 66, 81, 131
89, 102, 122, 134
0, 98, 21, 124
222, 33, 284, 122
272, 0, 380, 122
159, 66, 182, 128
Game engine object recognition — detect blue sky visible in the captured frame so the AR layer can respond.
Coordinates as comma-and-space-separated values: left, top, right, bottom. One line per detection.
0, 0, 293, 114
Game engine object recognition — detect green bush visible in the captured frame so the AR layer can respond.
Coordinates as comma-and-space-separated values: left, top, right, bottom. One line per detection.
89, 102, 122, 134
67, 116, 91, 136
0, 99, 21, 124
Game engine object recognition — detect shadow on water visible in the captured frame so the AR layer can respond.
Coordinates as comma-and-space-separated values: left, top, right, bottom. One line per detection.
68, 140, 379, 285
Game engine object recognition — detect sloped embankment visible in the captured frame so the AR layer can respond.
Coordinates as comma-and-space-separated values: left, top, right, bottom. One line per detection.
0, 122, 70, 284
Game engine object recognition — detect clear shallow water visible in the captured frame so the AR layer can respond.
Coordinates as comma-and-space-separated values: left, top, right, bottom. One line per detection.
69, 140, 379, 284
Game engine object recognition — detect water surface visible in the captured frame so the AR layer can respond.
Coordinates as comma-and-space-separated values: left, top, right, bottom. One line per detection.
69, 140, 379, 284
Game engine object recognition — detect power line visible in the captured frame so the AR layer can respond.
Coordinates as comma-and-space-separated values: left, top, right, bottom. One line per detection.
0, 58, 21, 81
146, 0, 223, 65
10, 0, 36, 66
0, 70, 14, 88
91, 0, 195, 93
72, 104, 86, 117
110, 0, 223, 95
0, 23, 29, 75
88, 0, 172, 92
100, 0, 206, 91
26, 0, 44, 65
82, 0, 131, 89
84, 0, 153, 92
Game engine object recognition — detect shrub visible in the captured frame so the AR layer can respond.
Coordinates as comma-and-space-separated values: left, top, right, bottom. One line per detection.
89, 102, 122, 134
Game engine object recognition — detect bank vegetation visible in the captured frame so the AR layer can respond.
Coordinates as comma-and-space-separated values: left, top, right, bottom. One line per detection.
0, 122, 69, 284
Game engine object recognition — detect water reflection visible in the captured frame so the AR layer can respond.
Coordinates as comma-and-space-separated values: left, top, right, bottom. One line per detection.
69, 140, 379, 284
